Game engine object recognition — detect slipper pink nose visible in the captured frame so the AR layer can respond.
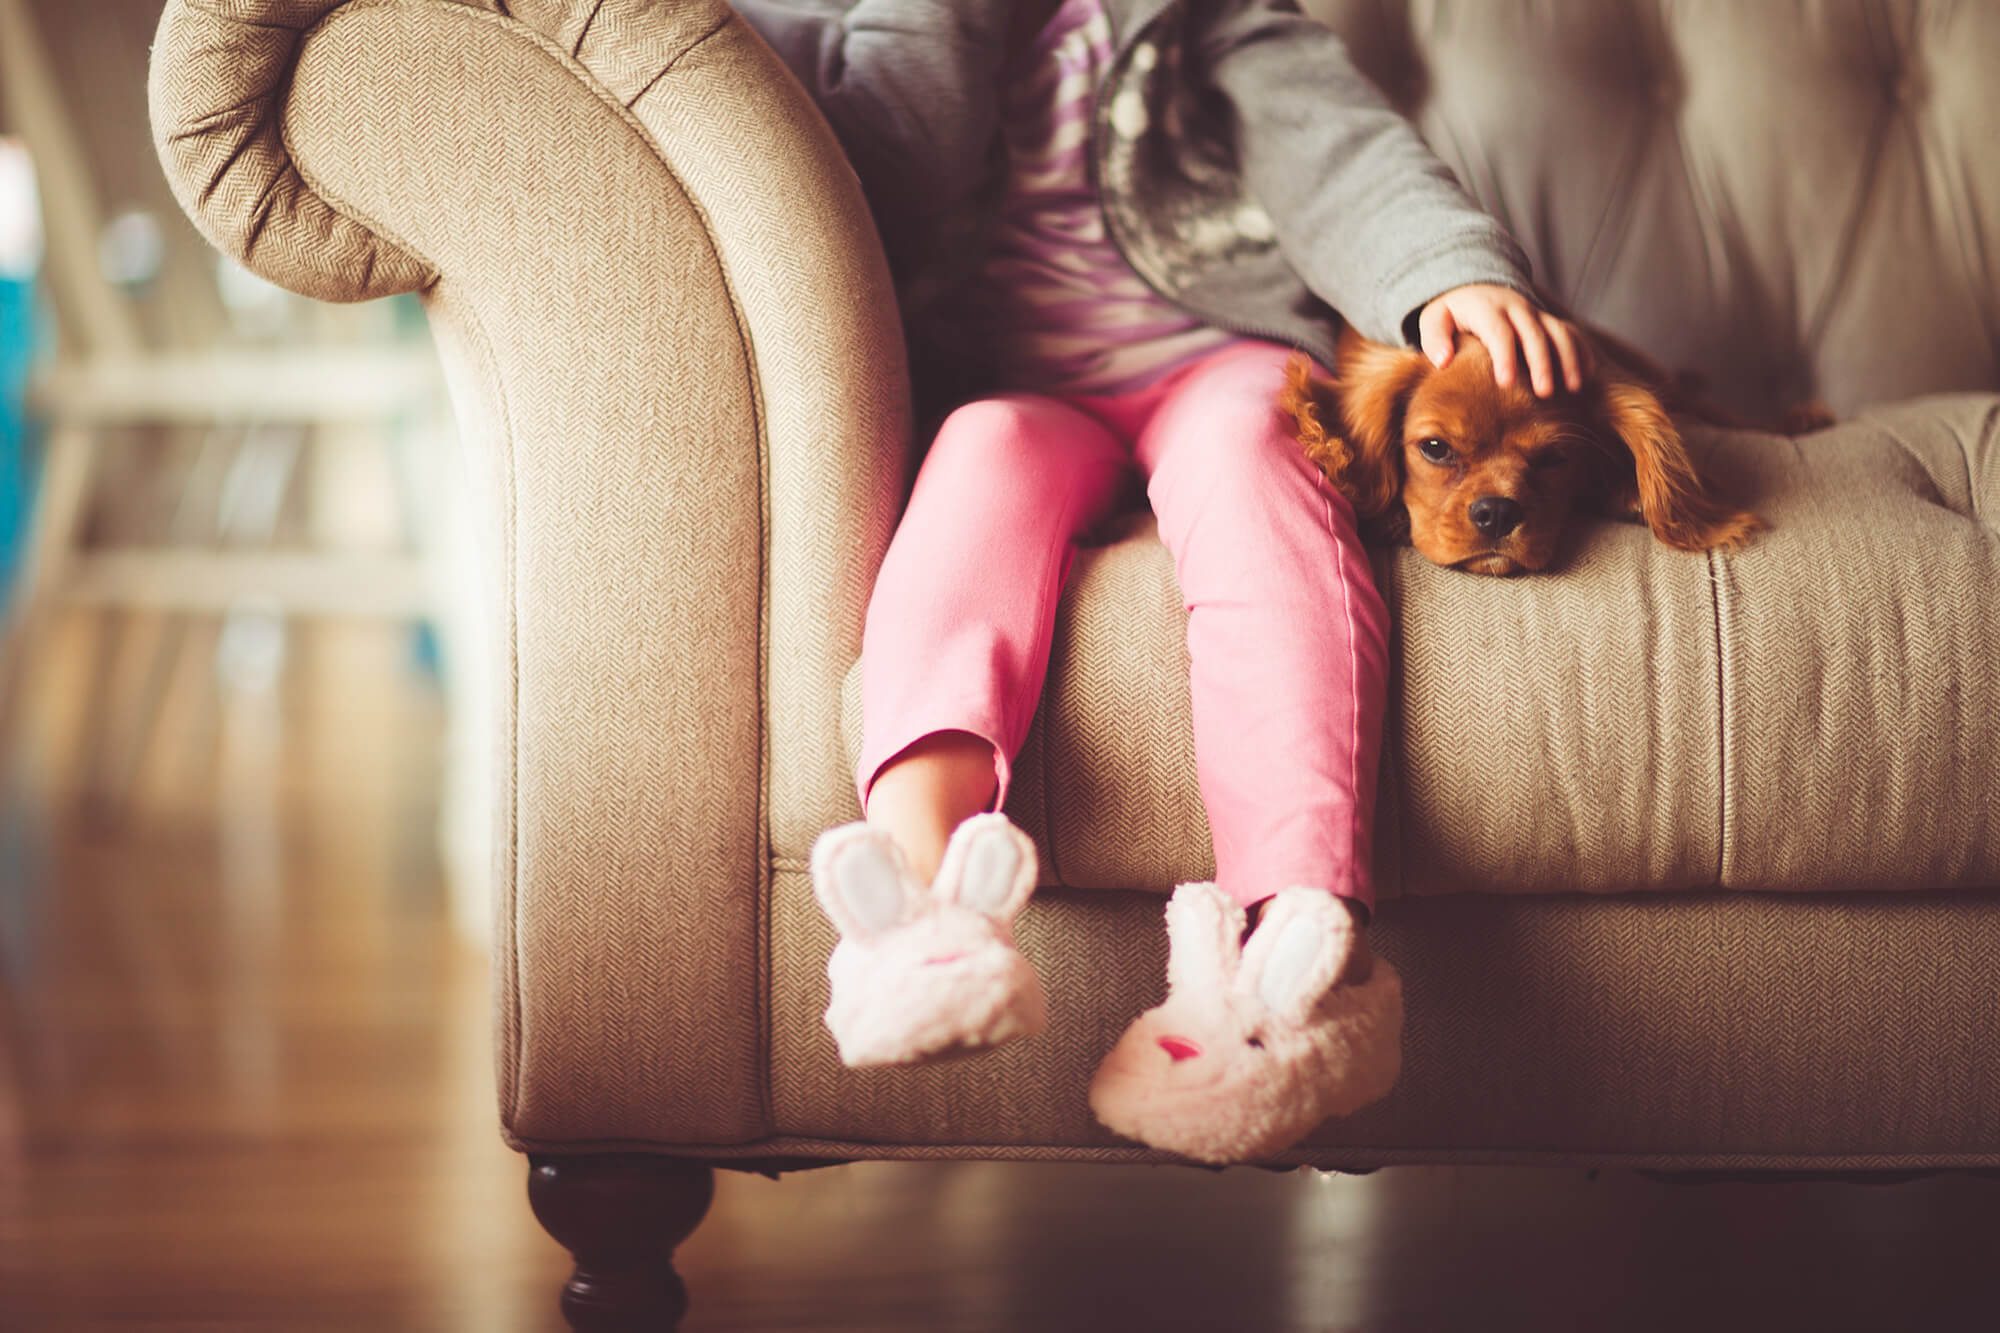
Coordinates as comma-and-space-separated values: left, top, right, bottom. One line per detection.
924, 952, 969, 967
1158, 1035, 1202, 1062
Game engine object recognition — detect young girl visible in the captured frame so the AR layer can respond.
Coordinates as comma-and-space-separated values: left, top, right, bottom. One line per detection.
738, 0, 1589, 1162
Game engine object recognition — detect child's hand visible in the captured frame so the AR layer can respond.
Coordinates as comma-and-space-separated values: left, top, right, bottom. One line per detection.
1417, 284, 1593, 398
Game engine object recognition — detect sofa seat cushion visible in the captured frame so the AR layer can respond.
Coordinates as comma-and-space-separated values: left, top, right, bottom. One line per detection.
840, 397, 2000, 898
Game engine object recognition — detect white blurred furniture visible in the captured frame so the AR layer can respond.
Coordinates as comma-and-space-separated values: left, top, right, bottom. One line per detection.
1, 0, 490, 938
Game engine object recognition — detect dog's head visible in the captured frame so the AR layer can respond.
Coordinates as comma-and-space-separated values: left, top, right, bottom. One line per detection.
1284, 328, 1765, 575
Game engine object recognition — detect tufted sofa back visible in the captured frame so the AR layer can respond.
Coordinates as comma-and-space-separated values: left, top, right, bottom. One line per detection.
1307, 0, 2000, 419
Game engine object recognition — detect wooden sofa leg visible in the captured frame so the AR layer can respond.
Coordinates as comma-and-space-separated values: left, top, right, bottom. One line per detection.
527, 1154, 716, 1331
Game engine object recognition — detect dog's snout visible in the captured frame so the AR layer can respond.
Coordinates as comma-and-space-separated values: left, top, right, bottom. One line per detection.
1468, 495, 1524, 539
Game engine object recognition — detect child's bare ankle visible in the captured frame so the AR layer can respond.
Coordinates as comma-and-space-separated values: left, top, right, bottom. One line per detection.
870, 819, 946, 884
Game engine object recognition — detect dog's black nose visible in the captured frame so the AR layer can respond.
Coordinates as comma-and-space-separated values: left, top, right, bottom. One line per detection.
1468, 495, 1524, 538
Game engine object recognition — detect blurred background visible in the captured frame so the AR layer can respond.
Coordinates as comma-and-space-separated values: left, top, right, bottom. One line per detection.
0, 0, 559, 1324
0, 0, 491, 920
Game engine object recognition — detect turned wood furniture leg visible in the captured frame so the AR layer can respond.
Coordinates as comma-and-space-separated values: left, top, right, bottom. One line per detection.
527, 1154, 716, 1332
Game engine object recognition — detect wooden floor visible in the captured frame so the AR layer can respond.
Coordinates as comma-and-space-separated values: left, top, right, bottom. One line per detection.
4, 615, 2000, 1332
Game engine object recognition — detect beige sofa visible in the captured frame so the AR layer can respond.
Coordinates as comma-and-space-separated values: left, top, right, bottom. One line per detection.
150, 0, 2000, 1326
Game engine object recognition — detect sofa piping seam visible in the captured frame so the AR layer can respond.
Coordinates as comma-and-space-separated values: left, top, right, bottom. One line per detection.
1708, 546, 1727, 891
623, 12, 733, 111
1968, 399, 1996, 527
498, 1129, 2000, 1171
307, 0, 773, 1139
180, 0, 298, 34
480, 0, 778, 1142
570, 0, 605, 57
451, 297, 524, 1135
273, 0, 518, 1120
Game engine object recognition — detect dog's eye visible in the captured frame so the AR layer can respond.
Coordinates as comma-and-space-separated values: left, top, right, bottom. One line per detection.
1416, 437, 1453, 464
1531, 449, 1569, 471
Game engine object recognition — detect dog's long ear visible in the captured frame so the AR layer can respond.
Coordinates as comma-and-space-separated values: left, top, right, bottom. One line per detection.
1594, 374, 1766, 553
1337, 339, 1429, 521
1280, 354, 1357, 495
1285, 334, 1428, 523
1280, 353, 1412, 543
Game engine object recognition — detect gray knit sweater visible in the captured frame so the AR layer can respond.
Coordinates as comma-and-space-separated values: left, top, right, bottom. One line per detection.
732, 0, 1536, 403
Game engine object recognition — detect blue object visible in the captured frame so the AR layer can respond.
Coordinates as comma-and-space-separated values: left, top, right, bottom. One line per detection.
0, 275, 39, 606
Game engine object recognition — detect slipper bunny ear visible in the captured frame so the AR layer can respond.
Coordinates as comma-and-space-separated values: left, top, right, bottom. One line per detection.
932, 813, 1037, 922
1164, 883, 1245, 997
1237, 889, 1357, 1027
810, 824, 926, 944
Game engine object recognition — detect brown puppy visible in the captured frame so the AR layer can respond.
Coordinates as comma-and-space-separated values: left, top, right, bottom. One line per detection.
1283, 324, 1765, 575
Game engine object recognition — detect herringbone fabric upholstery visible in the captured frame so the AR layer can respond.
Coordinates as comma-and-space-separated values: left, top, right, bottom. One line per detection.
151, 0, 2000, 1167
838, 404, 2000, 901
633, 19, 909, 865
293, 0, 766, 1145
1714, 398, 2000, 889
149, 0, 435, 303
152, 0, 904, 1145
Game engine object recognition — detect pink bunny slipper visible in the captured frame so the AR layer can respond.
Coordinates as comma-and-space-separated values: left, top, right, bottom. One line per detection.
1088, 882, 1402, 1164
810, 813, 1047, 1067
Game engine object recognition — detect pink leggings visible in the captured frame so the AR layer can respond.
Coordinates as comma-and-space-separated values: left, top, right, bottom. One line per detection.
857, 341, 1388, 916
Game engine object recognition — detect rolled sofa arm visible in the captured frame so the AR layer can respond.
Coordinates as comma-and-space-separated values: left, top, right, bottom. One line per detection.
151, 0, 910, 1148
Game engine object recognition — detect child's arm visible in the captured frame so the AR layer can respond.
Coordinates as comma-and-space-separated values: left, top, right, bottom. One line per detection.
1203, 2, 1586, 394
728, 1, 1012, 267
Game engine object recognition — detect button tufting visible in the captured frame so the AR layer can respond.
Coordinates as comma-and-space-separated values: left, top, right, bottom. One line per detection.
1300, 0, 1996, 425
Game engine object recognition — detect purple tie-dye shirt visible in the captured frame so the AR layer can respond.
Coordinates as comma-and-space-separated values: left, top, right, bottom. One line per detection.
959, 0, 1243, 396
